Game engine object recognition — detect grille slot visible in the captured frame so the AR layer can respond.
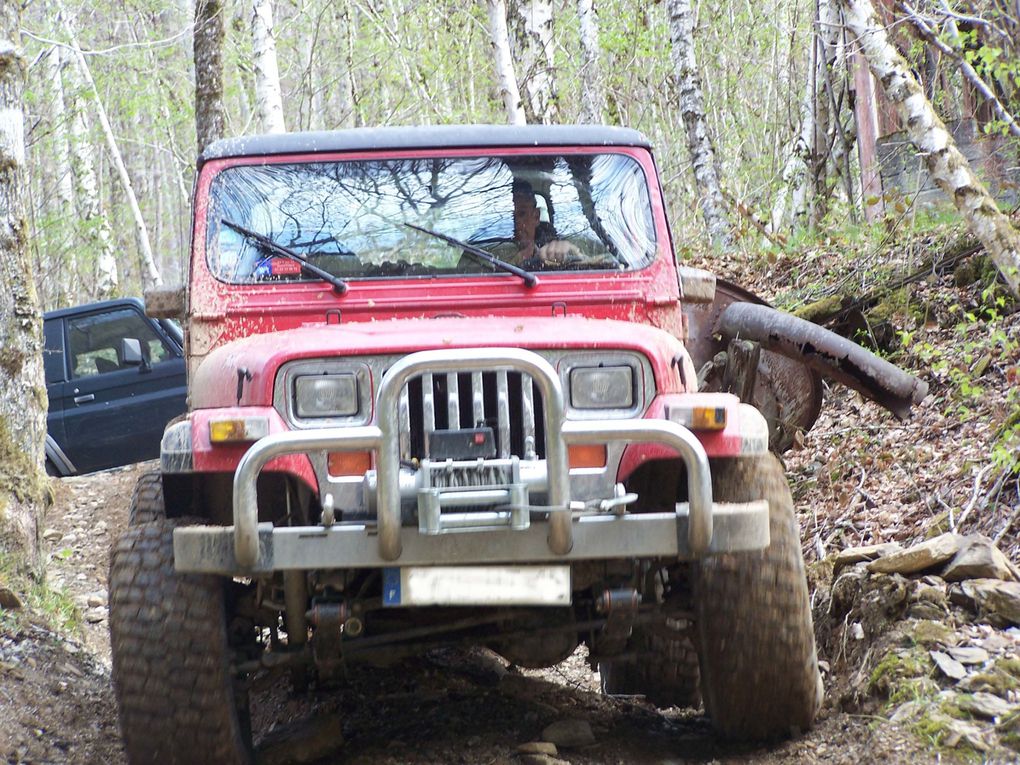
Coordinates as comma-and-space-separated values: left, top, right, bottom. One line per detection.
402, 372, 545, 462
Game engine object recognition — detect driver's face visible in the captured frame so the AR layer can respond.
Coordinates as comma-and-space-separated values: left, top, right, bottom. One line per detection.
513, 193, 540, 244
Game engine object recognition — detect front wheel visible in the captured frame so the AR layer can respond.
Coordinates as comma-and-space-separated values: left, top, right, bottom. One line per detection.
695, 454, 821, 740
109, 519, 253, 764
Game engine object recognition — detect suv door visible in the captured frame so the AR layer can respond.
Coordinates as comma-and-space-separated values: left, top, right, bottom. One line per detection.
59, 305, 186, 473
43, 317, 72, 472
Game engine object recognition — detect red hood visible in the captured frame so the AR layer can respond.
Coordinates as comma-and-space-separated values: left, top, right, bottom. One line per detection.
191, 315, 692, 408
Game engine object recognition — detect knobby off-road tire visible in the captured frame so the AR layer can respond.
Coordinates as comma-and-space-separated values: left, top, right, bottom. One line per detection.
127, 470, 165, 526
110, 519, 253, 764
599, 617, 701, 708
695, 454, 821, 741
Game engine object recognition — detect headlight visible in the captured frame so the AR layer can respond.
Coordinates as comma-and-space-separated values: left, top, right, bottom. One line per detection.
569, 365, 634, 409
294, 373, 360, 418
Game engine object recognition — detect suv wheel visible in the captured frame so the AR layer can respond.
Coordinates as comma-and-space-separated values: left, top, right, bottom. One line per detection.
694, 454, 821, 740
110, 518, 253, 764
127, 470, 166, 526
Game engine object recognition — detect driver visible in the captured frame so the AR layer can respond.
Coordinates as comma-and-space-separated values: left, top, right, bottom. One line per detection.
511, 180, 583, 267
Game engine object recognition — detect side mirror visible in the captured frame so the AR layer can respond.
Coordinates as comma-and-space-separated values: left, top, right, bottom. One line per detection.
121, 338, 149, 372
144, 286, 186, 320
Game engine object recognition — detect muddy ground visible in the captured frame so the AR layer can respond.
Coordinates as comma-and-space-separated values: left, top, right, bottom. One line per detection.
0, 459, 947, 765
3, 266, 1018, 764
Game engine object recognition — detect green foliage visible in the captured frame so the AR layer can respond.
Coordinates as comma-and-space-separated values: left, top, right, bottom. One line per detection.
0, 550, 81, 634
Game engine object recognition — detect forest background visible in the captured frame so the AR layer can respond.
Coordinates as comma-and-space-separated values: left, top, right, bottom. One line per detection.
23, 0, 1016, 308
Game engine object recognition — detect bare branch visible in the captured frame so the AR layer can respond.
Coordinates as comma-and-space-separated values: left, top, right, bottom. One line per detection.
899, 1, 1020, 138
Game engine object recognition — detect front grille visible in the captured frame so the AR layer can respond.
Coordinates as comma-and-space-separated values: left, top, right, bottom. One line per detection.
399, 372, 546, 462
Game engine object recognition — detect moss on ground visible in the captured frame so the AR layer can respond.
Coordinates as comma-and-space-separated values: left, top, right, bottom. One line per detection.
870, 647, 930, 697
910, 620, 954, 648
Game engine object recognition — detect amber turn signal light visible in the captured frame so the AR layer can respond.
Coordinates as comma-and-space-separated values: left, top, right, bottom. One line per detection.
568, 444, 607, 469
328, 450, 372, 477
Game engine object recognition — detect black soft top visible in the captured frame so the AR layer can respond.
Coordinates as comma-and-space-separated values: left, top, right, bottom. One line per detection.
198, 124, 651, 167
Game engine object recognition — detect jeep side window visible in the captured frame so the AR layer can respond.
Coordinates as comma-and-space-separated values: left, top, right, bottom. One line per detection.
67, 308, 172, 379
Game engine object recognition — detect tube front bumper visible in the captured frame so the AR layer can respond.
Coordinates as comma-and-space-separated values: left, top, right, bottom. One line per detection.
173, 348, 771, 575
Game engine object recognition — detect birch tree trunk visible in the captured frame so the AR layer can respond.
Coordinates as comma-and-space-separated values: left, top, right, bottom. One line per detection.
0, 0, 47, 571
65, 34, 163, 290
772, 0, 848, 230
576, 0, 605, 124
45, 45, 76, 297
251, 0, 286, 134
62, 44, 117, 298
666, 0, 732, 250
840, 0, 1020, 296
485, 0, 526, 125
510, 0, 558, 123
195, 0, 226, 153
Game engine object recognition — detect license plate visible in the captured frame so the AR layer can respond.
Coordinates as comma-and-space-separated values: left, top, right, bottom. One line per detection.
382, 565, 571, 607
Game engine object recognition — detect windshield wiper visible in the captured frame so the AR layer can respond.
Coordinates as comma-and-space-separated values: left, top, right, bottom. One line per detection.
403, 223, 539, 288
222, 218, 348, 295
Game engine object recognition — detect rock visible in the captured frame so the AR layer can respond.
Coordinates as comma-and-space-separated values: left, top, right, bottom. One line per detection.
906, 601, 946, 621
889, 700, 922, 723
961, 579, 1020, 626
910, 620, 956, 647
95, 521, 108, 534
833, 542, 902, 574
42, 528, 61, 542
867, 534, 962, 576
958, 666, 1020, 696
541, 719, 595, 749
956, 691, 1016, 719
947, 645, 989, 665
85, 607, 107, 624
930, 650, 967, 680
942, 718, 991, 751
943, 535, 1016, 582
520, 755, 570, 765
258, 713, 344, 765
850, 622, 864, 640
86, 591, 107, 608
0, 586, 23, 610
517, 741, 558, 756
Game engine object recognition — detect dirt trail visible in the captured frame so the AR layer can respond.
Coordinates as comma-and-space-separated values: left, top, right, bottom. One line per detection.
0, 462, 952, 765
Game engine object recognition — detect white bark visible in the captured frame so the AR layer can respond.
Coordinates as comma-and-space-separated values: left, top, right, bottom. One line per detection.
342, 1, 360, 127
840, 0, 1020, 296
511, 0, 557, 123
667, 0, 732, 250
251, 0, 286, 134
64, 28, 162, 289
576, 0, 605, 124
45, 47, 75, 215
485, 0, 526, 125
45, 46, 76, 293
772, 0, 847, 230
61, 44, 117, 297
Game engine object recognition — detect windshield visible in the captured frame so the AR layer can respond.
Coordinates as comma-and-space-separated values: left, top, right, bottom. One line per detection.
205, 153, 657, 284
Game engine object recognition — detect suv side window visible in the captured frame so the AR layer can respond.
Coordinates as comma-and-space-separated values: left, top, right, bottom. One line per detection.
67, 308, 171, 379
43, 319, 66, 384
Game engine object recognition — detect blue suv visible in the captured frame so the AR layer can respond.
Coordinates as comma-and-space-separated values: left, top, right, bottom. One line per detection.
43, 298, 187, 476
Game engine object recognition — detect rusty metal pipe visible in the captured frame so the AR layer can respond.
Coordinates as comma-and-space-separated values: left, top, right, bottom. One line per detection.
715, 302, 928, 419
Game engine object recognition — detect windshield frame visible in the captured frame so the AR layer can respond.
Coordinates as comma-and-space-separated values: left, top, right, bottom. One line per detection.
196, 146, 663, 288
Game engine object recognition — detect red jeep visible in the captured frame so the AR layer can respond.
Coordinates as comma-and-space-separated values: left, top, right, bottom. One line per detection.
110, 126, 831, 763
